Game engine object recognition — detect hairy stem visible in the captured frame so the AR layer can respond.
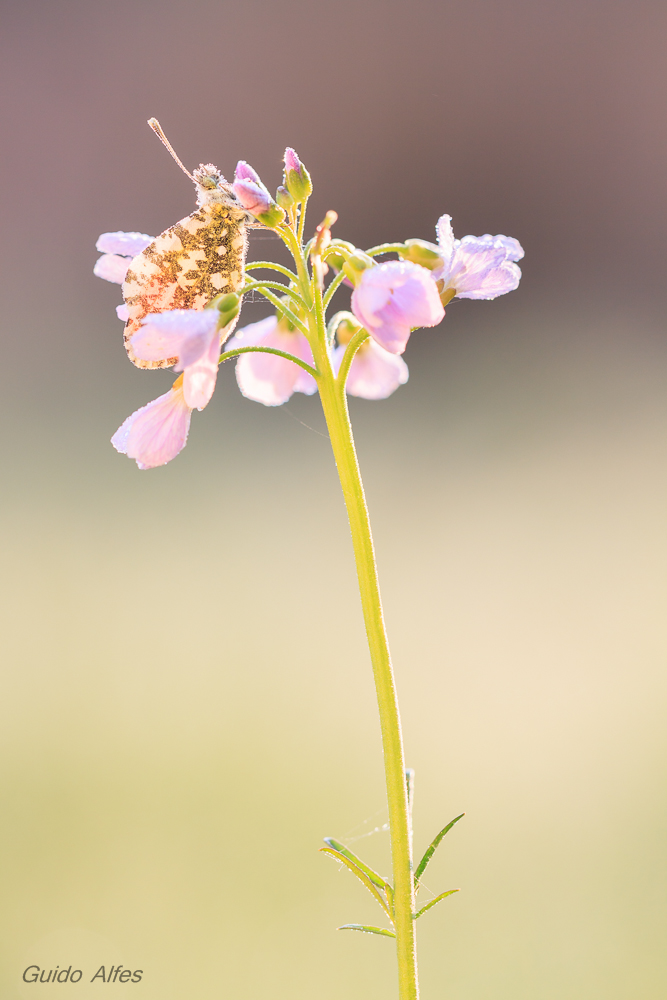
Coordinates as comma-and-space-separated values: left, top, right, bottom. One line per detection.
317, 372, 418, 1000
286, 227, 419, 1000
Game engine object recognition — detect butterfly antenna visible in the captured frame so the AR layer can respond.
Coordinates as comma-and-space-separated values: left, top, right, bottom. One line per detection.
147, 118, 195, 182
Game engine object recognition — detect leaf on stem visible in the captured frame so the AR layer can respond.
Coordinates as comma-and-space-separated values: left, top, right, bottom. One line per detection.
320, 847, 393, 921
414, 889, 459, 919
323, 838, 387, 889
414, 813, 464, 889
338, 923, 396, 938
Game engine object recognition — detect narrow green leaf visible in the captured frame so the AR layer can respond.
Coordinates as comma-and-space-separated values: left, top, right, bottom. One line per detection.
323, 837, 387, 889
384, 880, 394, 918
414, 814, 464, 889
338, 923, 396, 938
415, 889, 459, 919
320, 848, 393, 920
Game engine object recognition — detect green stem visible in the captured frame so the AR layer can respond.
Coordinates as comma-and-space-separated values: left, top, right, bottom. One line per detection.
246, 261, 299, 282
285, 225, 419, 1000
316, 359, 418, 1000
219, 345, 318, 378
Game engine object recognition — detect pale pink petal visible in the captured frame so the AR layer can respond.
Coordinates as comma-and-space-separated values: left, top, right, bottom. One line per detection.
96, 231, 153, 256
231, 318, 316, 406
232, 178, 272, 216
131, 310, 219, 366
94, 253, 131, 284
456, 259, 522, 299
116, 304, 130, 321
226, 315, 278, 351
234, 161, 262, 184
334, 340, 409, 400
182, 332, 221, 410
434, 217, 524, 298
352, 261, 444, 354
111, 385, 192, 469
435, 215, 455, 268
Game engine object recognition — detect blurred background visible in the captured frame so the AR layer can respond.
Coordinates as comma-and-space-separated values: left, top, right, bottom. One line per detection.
1, 1, 666, 997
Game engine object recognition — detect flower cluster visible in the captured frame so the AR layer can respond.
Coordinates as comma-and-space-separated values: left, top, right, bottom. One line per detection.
95, 145, 523, 469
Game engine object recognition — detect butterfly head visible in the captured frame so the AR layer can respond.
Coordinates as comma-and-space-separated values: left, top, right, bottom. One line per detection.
193, 163, 242, 211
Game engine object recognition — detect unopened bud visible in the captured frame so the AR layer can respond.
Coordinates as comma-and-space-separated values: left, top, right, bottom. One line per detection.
334, 313, 363, 345
325, 240, 356, 272
276, 185, 295, 210
215, 292, 241, 326
234, 160, 263, 185
232, 178, 285, 228
312, 211, 338, 256
397, 239, 443, 270
283, 147, 313, 202
275, 296, 298, 332
342, 250, 374, 287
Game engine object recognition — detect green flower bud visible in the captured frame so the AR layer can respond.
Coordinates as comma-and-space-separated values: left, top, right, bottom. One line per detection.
397, 239, 443, 270
325, 239, 356, 272
284, 147, 313, 202
255, 203, 286, 229
216, 292, 240, 314
342, 250, 374, 287
275, 295, 298, 331
276, 185, 295, 210
334, 312, 363, 345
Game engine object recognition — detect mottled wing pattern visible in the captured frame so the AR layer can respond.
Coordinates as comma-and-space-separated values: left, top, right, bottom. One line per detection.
122, 203, 247, 368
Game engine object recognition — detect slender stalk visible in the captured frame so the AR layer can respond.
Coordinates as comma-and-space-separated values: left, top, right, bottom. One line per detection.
286, 219, 419, 1000
316, 362, 419, 1000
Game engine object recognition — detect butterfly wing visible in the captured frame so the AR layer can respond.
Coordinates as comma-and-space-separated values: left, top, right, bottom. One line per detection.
122, 203, 247, 368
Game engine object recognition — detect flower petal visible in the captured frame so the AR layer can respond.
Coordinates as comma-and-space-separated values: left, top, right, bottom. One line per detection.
230, 318, 316, 405
334, 340, 409, 400
94, 253, 131, 284
352, 261, 444, 354
131, 309, 220, 366
96, 231, 154, 256
116, 303, 130, 321
182, 332, 221, 410
111, 385, 192, 469
435, 214, 456, 268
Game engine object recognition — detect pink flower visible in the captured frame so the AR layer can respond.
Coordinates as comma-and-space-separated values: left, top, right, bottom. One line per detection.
111, 380, 192, 470
131, 309, 224, 410
351, 260, 444, 355
333, 337, 409, 400
432, 215, 524, 299
94, 231, 154, 284
96, 232, 154, 257
94, 231, 154, 318
226, 316, 316, 406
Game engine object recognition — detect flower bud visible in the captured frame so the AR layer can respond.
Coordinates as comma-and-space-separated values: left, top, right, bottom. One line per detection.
275, 296, 298, 332
325, 240, 356, 272
215, 292, 241, 326
333, 312, 363, 345
234, 160, 263, 185
397, 239, 442, 270
232, 178, 285, 228
342, 250, 374, 287
276, 185, 295, 210
283, 147, 313, 202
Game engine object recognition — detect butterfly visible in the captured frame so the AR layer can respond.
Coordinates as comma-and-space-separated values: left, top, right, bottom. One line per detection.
122, 119, 249, 369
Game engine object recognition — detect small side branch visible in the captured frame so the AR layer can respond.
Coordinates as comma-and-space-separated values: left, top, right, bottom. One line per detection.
335, 328, 370, 390
219, 345, 318, 379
